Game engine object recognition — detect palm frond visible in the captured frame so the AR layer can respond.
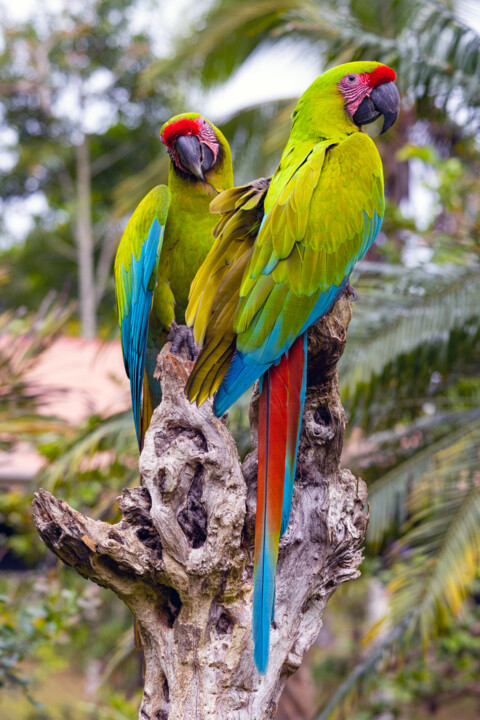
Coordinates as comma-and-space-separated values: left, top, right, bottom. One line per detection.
142, 0, 336, 90
387, 473, 480, 638
412, 2, 480, 107
317, 419, 480, 719
0, 297, 74, 447
315, 616, 412, 720
40, 411, 138, 502
340, 263, 480, 403
144, 0, 480, 130
367, 415, 480, 546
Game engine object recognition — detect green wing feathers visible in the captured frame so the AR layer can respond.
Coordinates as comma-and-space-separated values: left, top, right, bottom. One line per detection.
114, 185, 171, 323
185, 179, 270, 404
114, 185, 170, 444
187, 133, 384, 401
235, 133, 384, 358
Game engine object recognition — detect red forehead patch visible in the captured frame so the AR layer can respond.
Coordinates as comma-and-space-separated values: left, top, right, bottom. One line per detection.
161, 117, 202, 147
367, 65, 396, 87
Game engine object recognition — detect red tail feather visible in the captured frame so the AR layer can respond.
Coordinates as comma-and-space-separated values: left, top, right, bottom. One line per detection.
253, 355, 289, 672
282, 333, 307, 535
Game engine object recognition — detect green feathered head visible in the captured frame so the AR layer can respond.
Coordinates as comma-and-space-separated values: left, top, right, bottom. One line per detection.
159, 112, 232, 186
292, 61, 400, 140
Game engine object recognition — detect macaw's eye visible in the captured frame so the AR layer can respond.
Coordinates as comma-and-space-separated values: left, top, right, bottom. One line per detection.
201, 144, 214, 171
347, 74, 356, 83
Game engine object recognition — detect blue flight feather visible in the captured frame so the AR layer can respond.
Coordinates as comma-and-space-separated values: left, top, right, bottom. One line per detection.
120, 219, 164, 443
213, 351, 269, 417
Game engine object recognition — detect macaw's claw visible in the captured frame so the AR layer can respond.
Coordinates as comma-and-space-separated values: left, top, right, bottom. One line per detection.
168, 321, 197, 360
345, 282, 358, 301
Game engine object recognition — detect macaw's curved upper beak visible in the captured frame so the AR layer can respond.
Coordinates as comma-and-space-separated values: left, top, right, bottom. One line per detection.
175, 134, 205, 181
353, 81, 400, 134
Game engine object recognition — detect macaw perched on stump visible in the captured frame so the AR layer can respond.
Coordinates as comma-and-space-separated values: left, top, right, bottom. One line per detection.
186, 62, 400, 673
114, 113, 233, 447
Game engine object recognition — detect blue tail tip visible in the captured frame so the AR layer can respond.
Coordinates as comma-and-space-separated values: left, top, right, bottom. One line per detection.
254, 645, 269, 675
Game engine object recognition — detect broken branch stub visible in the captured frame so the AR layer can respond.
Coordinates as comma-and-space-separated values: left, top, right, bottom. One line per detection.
33, 294, 368, 720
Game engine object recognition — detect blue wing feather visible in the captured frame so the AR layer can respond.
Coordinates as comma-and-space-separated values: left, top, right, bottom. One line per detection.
120, 219, 164, 443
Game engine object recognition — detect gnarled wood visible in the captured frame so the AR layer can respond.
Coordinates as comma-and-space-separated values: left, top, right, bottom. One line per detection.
33, 294, 368, 720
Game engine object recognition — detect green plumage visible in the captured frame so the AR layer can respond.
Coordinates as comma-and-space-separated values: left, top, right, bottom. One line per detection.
185, 60, 398, 674
187, 62, 387, 402
114, 113, 233, 443
235, 131, 384, 357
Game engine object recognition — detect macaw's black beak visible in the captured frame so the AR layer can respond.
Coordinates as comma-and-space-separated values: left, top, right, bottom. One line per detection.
353, 81, 400, 134
174, 135, 205, 181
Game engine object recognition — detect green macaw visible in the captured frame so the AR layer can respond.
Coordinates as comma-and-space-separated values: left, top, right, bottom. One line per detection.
185, 62, 400, 672
114, 113, 233, 447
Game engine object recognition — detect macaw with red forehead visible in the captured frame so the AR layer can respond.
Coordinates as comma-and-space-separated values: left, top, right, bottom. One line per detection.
185, 62, 400, 672
114, 113, 233, 446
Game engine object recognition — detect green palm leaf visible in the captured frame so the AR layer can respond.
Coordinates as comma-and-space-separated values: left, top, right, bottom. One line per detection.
315, 616, 412, 720
316, 422, 480, 719
340, 263, 480, 408
367, 416, 480, 546
142, 0, 337, 89
143, 0, 480, 126
40, 411, 138, 502
388, 472, 480, 637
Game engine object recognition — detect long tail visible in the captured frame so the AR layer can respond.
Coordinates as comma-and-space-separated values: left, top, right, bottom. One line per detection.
281, 332, 307, 536
253, 335, 308, 672
253, 356, 289, 673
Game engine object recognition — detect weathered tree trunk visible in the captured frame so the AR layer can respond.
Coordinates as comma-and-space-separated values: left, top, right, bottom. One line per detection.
33, 295, 368, 720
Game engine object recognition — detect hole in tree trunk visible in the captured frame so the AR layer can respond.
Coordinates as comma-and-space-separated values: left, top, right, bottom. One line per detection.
136, 525, 163, 558
216, 610, 234, 636
314, 405, 331, 426
162, 676, 169, 703
177, 466, 207, 548
155, 586, 182, 628
208, 600, 235, 637
155, 426, 208, 456
177, 426, 208, 452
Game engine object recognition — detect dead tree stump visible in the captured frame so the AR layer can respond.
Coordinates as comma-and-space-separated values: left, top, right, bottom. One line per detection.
32, 295, 368, 720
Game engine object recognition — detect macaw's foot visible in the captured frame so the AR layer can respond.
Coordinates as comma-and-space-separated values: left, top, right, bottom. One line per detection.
168, 321, 197, 360
345, 282, 358, 301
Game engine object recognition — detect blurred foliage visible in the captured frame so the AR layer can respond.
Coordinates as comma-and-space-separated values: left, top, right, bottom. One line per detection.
0, 0, 178, 332
141, 0, 480, 182
0, 301, 138, 714
0, 569, 139, 719
315, 592, 480, 719
0, 294, 74, 448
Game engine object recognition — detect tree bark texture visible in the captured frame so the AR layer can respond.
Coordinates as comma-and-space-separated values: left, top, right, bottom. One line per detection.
33, 295, 368, 720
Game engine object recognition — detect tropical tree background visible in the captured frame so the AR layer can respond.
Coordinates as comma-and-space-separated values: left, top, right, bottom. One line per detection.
1, 0, 480, 718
